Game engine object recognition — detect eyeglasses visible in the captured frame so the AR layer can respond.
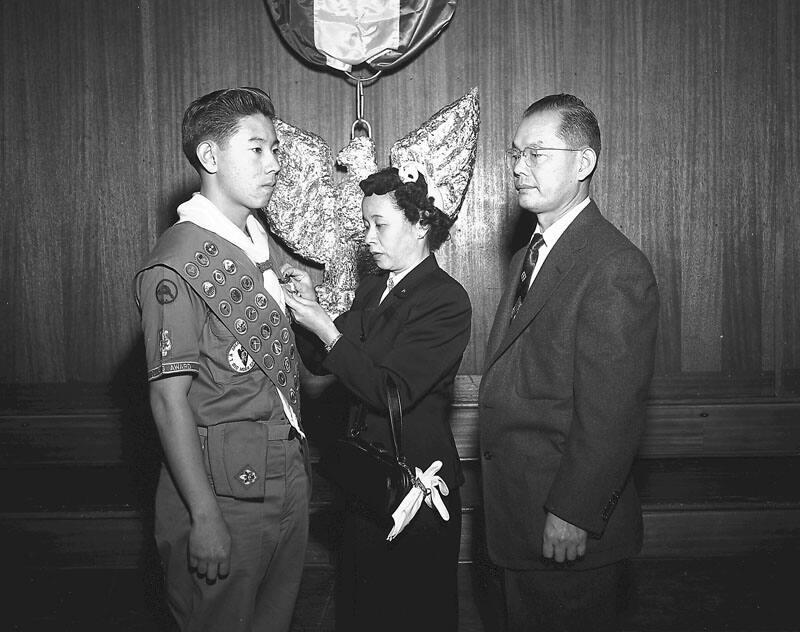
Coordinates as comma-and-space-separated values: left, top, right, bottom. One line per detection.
505, 146, 584, 169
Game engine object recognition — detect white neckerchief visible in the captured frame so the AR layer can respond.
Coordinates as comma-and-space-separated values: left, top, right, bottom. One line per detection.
527, 197, 591, 289
176, 193, 285, 312
176, 193, 302, 436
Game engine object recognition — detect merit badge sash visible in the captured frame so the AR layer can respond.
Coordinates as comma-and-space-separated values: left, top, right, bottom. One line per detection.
142, 224, 301, 420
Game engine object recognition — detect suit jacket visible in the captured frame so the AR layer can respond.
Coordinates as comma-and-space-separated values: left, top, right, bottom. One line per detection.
479, 201, 659, 570
306, 254, 472, 489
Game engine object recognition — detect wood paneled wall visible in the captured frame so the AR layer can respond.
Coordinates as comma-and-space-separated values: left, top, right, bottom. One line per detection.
1, 0, 798, 398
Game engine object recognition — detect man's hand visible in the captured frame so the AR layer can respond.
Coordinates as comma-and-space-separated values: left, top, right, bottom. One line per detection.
188, 508, 231, 582
542, 512, 587, 563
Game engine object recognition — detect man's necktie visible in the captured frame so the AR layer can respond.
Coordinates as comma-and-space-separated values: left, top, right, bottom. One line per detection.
510, 233, 545, 322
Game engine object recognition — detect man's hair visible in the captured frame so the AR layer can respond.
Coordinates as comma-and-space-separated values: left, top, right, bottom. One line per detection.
360, 167, 454, 252
181, 87, 275, 172
523, 94, 601, 156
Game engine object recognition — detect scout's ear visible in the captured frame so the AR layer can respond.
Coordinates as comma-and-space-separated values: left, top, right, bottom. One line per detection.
196, 140, 218, 174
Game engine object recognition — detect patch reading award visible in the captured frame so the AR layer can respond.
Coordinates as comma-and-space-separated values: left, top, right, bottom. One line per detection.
155, 279, 178, 304
228, 342, 255, 373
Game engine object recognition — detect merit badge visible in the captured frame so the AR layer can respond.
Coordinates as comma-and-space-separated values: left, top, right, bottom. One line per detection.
155, 279, 178, 304
289, 389, 297, 405
230, 287, 243, 304
236, 467, 258, 487
289, 344, 295, 360
240, 275, 254, 292
222, 259, 237, 274
203, 241, 219, 257
249, 336, 262, 353
255, 293, 268, 309
277, 371, 287, 387
219, 300, 232, 317
212, 269, 226, 285
202, 281, 216, 298
159, 329, 172, 357
271, 340, 283, 356
269, 310, 281, 326
228, 342, 254, 373
195, 252, 210, 267
184, 262, 199, 278
283, 357, 291, 372
260, 323, 271, 339
234, 318, 248, 334
245, 306, 258, 321
280, 328, 290, 343
263, 354, 275, 370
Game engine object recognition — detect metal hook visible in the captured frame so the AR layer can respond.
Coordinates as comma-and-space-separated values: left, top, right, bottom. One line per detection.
350, 79, 372, 139
351, 118, 372, 139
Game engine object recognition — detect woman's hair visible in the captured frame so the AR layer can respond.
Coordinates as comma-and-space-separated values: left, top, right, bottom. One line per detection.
181, 87, 275, 173
359, 167, 454, 251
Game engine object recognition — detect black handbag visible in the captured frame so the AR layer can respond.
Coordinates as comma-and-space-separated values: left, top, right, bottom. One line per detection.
322, 376, 414, 520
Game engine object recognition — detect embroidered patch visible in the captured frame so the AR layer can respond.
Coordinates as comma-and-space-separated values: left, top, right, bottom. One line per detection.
212, 269, 226, 285
202, 281, 216, 298
269, 310, 281, 326
271, 340, 283, 355
245, 306, 258, 321
184, 262, 199, 278
223, 259, 237, 274
230, 287, 243, 304
277, 371, 287, 387
204, 241, 219, 257
249, 336, 262, 353
237, 467, 258, 486
260, 323, 271, 339
159, 329, 172, 357
240, 275, 254, 292
280, 328, 290, 343
263, 354, 275, 370
234, 318, 248, 334
228, 342, 254, 373
219, 300, 232, 317
155, 279, 178, 304
255, 293, 268, 309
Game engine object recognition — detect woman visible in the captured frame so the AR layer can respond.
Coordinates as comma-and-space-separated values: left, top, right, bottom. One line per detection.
281, 164, 472, 632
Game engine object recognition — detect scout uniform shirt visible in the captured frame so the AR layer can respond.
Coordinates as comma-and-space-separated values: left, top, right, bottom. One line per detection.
135, 222, 300, 436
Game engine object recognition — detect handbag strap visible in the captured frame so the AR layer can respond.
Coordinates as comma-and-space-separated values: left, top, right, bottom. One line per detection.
385, 375, 404, 461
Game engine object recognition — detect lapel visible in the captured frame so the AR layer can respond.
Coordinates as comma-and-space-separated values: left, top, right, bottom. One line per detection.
485, 202, 601, 371
361, 255, 440, 340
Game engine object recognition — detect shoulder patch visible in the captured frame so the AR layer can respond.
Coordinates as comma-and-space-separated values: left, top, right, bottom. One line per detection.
156, 279, 178, 304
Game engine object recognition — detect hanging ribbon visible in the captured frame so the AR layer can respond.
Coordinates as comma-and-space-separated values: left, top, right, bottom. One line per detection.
266, 0, 458, 74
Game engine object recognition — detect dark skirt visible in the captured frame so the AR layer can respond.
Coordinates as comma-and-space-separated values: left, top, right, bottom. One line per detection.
335, 486, 462, 632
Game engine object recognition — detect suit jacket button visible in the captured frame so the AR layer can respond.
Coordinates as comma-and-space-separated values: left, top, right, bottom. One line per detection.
483, 451, 493, 460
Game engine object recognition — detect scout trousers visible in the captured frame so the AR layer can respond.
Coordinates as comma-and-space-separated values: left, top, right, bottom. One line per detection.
155, 430, 309, 632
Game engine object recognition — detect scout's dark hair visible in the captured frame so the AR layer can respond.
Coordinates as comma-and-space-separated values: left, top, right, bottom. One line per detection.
523, 93, 601, 156
182, 87, 275, 173
359, 167, 454, 252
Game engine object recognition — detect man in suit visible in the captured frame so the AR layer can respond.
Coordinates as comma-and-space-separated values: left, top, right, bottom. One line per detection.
479, 94, 659, 631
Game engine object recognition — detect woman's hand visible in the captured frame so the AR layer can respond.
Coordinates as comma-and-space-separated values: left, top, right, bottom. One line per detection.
279, 264, 316, 301
281, 271, 341, 346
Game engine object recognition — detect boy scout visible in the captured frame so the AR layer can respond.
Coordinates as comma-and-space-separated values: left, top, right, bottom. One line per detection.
135, 87, 308, 632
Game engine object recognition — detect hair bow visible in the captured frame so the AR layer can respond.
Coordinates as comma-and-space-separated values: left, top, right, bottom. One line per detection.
397, 161, 446, 214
